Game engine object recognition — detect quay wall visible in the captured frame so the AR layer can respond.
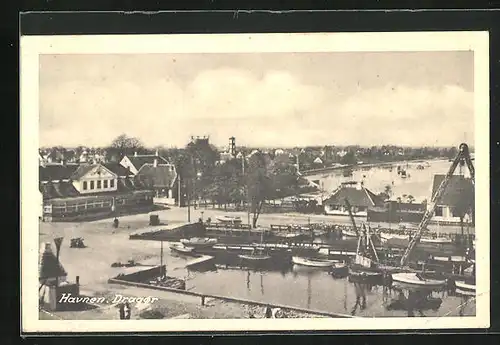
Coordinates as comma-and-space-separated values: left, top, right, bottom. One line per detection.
108, 276, 354, 319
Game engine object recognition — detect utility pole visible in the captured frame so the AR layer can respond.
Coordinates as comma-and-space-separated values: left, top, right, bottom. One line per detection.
160, 240, 164, 278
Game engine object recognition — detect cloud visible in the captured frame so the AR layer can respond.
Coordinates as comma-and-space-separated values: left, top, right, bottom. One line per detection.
39, 67, 474, 148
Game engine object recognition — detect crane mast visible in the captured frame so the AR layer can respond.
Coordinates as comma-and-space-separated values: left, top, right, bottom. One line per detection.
399, 143, 474, 267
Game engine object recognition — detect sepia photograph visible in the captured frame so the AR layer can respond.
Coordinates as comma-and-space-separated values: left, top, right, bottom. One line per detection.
20, 31, 490, 332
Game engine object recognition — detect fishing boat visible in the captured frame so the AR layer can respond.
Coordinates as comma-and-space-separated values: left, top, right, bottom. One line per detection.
292, 256, 337, 268
180, 237, 218, 248
391, 272, 446, 289
216, 215, 242, 224
238, 247, 272, 262
169, 243, 195, 255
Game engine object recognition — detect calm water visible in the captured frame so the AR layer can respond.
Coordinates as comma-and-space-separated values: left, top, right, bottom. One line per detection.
164, 252, 475, 317
309, 159, 471, 202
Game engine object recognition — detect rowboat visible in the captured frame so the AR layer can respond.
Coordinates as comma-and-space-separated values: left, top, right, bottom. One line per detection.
216, 215, 242, 224
170, 243, 195, 255
180, 237, 218, 248
455, 288, 475, 297
391, 273, 446, 289
292, 256, 337, 267
455, 279, 476, 292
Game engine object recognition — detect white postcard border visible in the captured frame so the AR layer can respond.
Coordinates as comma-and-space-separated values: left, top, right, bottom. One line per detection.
21, 31, 490, 332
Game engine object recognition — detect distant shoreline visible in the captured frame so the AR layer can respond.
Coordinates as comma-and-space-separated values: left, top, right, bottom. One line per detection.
301, 157, 449, 176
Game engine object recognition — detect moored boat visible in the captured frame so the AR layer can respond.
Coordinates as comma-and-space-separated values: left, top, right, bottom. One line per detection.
180, 237, 218, 248
455, 279, 476, 292
216, 215, 242, 224
420, 237, 453, 244
238, 248, 272, 262
292, 256, 337, 267
170, 243, 195, 255
391, 272, 446, 289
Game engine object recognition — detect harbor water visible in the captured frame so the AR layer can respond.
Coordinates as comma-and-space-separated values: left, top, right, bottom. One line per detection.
164, 252, 476, 317
307, 159, 472, 202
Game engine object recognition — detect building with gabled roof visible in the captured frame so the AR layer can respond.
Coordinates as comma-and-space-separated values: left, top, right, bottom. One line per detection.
430, 174, 474, 224
119, 150, 171, 175
39, 161, 154, 221
323, 181, 384, 217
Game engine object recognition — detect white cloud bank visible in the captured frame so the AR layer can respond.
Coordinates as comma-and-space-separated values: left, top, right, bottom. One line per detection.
40, 68, 474, 148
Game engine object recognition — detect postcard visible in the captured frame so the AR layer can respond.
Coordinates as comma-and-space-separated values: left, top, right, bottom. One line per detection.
21, 31, 490, 333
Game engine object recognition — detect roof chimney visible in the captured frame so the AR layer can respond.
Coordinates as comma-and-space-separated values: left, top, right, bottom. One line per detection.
134, 152, 138, 157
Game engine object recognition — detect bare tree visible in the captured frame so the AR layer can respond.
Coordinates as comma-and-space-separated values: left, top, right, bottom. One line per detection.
109, 134, 144, 159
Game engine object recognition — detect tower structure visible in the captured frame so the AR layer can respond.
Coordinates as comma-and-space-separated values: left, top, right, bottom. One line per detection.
229, 136, 236, 157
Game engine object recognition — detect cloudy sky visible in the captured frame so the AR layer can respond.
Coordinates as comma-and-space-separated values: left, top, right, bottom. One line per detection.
39, 51, 474, 148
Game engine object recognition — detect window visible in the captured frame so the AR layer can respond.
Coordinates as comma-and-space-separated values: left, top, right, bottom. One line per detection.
435, 206, 443, 217
104, 180, 108, 188
97, 180, 102, 189
83, 181, 88, 190
110, 179, 115, 188
90, 181, 95, 189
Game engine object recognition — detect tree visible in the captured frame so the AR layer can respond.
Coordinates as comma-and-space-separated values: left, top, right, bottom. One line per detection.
247, 152, 272, 228
108, 134, 144, 160
407, 195, 415, 203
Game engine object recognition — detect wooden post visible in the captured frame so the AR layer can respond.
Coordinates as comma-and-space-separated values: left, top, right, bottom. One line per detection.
160, 240, 164, 278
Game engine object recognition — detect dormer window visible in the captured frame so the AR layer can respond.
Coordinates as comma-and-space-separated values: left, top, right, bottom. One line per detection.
83, 181, 88, 190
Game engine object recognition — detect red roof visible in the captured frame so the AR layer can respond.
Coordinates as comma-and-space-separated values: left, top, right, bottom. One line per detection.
323, 183, 383, 207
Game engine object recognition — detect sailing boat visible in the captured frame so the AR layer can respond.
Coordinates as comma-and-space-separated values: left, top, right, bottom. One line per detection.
238, 229, 271, 262
348, 224, 384, 282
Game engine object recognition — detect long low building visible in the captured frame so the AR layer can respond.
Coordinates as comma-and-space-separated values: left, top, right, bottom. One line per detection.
39, 162, 154, 221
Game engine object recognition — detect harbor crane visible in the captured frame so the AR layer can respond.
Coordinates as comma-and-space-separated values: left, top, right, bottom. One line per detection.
399, 143, 475, 267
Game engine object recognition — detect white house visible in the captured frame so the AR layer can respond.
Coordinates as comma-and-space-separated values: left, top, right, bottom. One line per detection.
430, 174, 474, 224
120, 151, 172, 175
70, 164, 118, 194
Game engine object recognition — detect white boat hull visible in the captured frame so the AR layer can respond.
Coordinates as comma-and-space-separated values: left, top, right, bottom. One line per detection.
180, 238, 218, 248
216, 216, 242, 224
455, 280, 476, 292
292, 256, 337, 267
238, 254, 271, 261
170, 244, 194, 254
392, 273, 446, 289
